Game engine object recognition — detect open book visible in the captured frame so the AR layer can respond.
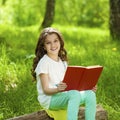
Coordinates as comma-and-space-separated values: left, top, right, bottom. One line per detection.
63, 65, 103, 91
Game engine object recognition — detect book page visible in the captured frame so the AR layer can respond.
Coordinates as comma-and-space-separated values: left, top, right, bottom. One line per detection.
86, 65, 102, 69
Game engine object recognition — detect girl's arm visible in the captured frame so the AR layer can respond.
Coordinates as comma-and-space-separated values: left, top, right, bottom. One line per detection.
40, 73, 67, 95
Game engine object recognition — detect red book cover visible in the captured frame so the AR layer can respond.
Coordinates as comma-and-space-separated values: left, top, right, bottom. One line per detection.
63, 65, 103, 91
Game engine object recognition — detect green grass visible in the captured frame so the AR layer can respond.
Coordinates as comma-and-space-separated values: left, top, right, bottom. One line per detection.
0, 25, 120, 120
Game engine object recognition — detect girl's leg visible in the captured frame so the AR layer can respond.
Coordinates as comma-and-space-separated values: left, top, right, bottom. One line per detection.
84, 90, 96, 120
49, 90, 81, 120
67, 90, 81, 120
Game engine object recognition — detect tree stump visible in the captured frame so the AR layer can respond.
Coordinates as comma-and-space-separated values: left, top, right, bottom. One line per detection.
8, 105, 108, 120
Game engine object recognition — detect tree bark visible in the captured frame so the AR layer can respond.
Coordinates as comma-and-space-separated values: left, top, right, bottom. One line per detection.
41, 0, 55, 29
109, 0, 120, 40
8, 105, 108, 120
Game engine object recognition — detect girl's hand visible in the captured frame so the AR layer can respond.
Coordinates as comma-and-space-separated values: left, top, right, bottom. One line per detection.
57, 82, 67, 91
92, 85, 97, 92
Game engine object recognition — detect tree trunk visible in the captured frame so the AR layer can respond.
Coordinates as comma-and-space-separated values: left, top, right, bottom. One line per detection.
41, 0, 55, 29
109, 0, 120, 40
8, 105, 108, 120
2, 0, 7, 5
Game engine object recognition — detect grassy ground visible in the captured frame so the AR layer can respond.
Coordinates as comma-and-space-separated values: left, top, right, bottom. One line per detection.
0, 25, 120, 119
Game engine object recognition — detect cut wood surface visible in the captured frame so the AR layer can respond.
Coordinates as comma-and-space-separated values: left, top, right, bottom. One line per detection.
8, 105, 108, 120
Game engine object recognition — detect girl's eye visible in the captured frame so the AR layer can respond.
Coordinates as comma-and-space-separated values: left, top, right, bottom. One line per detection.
46, 42, 51, 44
54, 39, 59, 43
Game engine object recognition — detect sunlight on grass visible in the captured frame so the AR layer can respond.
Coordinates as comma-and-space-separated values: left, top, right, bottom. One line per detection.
0, 25, 120, 119
0, 45, 18, 91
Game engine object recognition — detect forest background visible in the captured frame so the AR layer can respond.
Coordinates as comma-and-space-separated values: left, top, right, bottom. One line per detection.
0, 0, 120, 120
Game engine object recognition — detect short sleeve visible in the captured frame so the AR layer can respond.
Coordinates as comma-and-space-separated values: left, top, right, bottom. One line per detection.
35, 59, 48, 76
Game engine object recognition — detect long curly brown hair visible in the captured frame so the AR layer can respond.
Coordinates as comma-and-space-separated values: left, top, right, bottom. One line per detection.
31, 27, 68, 81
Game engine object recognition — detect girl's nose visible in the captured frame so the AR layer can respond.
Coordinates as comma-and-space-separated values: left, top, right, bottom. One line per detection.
51, 42, 55, 47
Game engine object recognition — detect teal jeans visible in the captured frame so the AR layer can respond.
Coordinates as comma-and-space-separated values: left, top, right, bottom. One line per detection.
49, 90, 96, 120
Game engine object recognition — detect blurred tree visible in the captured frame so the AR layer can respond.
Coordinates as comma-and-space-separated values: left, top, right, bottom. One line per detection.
41, 0, 55, 28
55, 0, 109, 28
109, 0, 120, 40
2, 0, 7, 5
0, 0, 109, 28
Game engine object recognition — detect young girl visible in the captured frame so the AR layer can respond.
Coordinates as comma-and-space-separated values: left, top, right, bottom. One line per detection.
31, 27, 96, 120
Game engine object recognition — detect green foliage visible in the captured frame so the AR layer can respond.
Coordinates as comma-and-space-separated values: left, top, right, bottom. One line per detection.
0, 44, 40, 120
0, 0, 109, 27
0, 24, 38, 61
0, 25, 120, 119
55, 0, 109, 28
0, 45, 18, 92
0, 0, 46, 26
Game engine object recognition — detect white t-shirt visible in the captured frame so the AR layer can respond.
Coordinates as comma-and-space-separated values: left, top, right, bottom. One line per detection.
35, 54, 67, 109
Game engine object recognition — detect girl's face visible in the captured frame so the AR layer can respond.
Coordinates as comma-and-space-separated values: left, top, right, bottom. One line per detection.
44, 33, 61, 58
